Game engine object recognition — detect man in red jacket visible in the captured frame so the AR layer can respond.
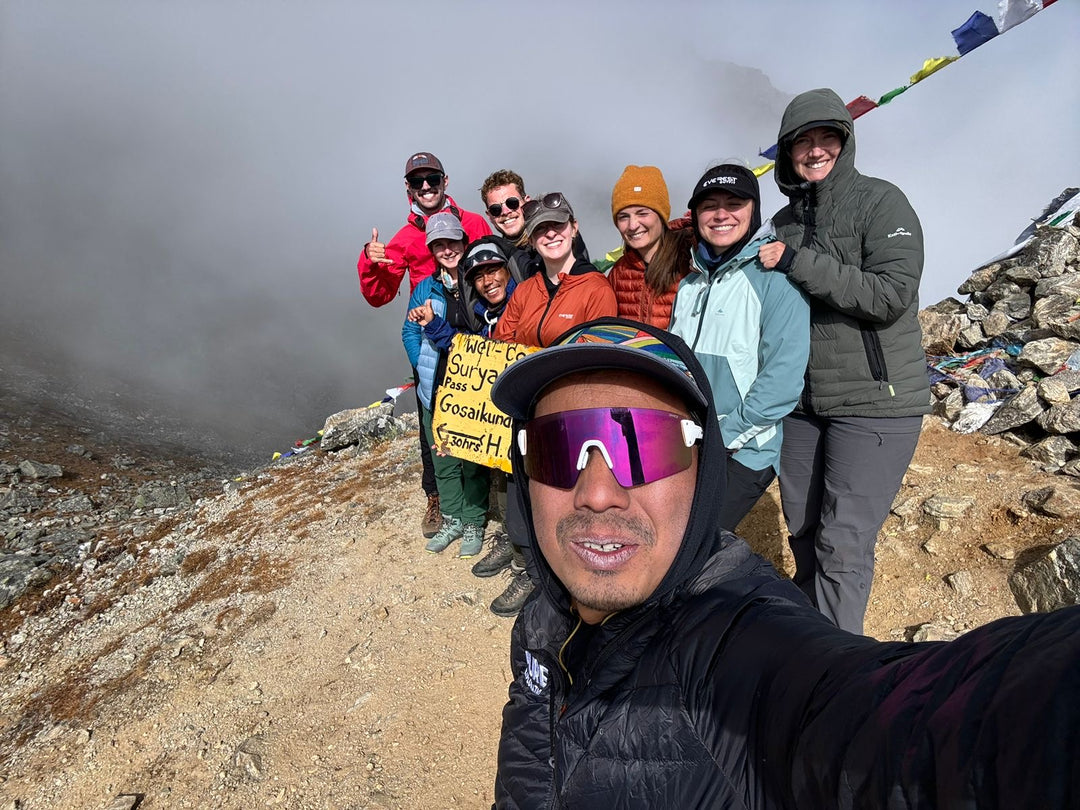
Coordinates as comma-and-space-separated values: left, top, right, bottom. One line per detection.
358, 152, 491, 306
357, 152, 491, 536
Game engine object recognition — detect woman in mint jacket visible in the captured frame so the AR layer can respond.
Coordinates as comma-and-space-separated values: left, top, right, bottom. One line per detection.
669, 164, 809, 531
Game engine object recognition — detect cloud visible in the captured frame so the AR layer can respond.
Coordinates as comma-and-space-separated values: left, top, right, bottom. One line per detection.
0, 0, 1076, 461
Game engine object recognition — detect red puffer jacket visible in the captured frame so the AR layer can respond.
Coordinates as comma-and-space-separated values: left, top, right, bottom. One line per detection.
493, 259, 617, 347
356, 195, 491, 307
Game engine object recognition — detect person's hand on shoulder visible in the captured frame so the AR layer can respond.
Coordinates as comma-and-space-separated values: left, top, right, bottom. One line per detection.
759, 241, 792, 271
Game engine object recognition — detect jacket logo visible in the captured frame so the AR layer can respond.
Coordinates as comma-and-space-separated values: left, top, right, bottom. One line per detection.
887, 227, 913, 238
558, 312, 574, 319
524, 651, 549, 696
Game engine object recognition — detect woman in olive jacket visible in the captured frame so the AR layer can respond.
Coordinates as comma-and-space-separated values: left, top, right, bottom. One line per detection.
759, 87, 930, 634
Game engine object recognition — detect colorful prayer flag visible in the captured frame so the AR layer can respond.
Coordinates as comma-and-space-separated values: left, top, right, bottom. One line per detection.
759, 144, 779, 160
951, 11, 1000, 54
751, 161, 775, 178
845, 95, 878, 119
878, 85, 909, 105
997, 0, 1041, 32
910, 56, 959, 85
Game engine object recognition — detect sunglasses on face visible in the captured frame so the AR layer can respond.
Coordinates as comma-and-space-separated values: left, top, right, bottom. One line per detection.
486, 197, 522, 218
407, 172, 445, 190
518, 407, 703, 489
521, 192, 573, 222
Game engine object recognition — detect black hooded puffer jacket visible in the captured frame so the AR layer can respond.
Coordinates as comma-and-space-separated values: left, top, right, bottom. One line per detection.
772, 87, 930, 417
493, 319, 1080, 809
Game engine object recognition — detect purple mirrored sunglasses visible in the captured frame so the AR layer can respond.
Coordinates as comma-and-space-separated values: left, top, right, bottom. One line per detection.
518, 407, 703, 489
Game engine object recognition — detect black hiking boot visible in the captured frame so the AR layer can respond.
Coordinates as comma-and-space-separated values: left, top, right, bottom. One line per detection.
490, 567, 534, 617
471, 531, 513, 578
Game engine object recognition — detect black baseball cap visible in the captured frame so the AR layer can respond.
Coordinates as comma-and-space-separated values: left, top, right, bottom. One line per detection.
491, 318, 708, 421
687, 164, 759, 211
789, 120, 849, 143
463, 241, 509, 280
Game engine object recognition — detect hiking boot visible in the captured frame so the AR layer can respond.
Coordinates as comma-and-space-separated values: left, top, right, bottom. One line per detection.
425, 516, 463, 553
471, 531, 513, 578
490, 567, 534, 617
457, 523, 485, 559
422, 493, 442, 538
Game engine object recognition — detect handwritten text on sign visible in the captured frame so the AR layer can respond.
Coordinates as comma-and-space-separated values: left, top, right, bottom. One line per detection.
433, 335, 539, 472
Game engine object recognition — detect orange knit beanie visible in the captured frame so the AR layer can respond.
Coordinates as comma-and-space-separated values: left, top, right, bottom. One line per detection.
610, 165, 671, 223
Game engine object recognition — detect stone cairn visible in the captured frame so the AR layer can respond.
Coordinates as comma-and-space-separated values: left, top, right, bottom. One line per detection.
919, 191, 1080, 474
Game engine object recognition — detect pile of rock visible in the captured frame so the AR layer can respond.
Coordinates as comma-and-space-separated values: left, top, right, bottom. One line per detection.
0, 424, 226, 612
920, 192, 1080, 473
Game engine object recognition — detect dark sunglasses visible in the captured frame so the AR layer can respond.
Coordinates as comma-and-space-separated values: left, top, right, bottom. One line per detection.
407, 172, 445, 190
486, 197, 522, 218
521, 192, 573, 222
518, 407, 702, 489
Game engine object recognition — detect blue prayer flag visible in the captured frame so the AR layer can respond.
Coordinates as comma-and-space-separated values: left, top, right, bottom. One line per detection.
951, 11, 999, 55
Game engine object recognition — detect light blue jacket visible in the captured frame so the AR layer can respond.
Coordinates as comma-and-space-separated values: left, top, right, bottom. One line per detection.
668, 223, 810, 472
401, 276, 448, 411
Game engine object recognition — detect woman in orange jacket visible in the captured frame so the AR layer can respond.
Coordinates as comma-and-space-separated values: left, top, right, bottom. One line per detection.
493, 193, 616, 348
607, 165, 693, 329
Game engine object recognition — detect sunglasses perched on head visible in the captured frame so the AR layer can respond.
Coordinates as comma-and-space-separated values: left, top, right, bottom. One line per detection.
407, 172, 445, 190
486, 197, 521, 218
517, 407, 702, 489
521, 192, 573, 221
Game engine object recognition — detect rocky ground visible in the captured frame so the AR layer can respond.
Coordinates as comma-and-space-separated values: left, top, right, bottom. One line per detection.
2, 381, 1079, 809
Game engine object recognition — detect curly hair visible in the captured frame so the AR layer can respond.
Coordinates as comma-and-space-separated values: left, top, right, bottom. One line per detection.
479, 169, 527, 205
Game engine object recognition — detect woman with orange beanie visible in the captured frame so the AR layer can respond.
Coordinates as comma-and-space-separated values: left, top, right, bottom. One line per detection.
608, 165, 693, 328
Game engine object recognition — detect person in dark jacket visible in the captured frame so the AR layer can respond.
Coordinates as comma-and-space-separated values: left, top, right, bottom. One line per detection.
489, 193, 617, 618
489, 317, 1080, 810
759, 88, 931, 634
455, 240, 522, 590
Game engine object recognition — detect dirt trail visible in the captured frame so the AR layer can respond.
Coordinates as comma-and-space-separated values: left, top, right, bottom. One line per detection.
1, 416, 1077, 809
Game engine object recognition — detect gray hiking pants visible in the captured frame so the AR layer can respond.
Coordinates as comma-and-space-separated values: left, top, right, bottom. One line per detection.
780, 412, 922, 635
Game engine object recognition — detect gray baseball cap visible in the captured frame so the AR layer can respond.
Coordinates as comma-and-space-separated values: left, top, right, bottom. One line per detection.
425, 212, 465, 246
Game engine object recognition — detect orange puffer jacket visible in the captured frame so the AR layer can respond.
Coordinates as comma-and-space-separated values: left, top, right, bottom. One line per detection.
494, 259, 617, 347
608, 221, 693, 329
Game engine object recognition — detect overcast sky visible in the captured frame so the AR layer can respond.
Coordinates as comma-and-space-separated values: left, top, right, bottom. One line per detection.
1, 1, 1077, 461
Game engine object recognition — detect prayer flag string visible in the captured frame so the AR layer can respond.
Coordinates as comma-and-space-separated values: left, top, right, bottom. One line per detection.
751, 0, 1057, 175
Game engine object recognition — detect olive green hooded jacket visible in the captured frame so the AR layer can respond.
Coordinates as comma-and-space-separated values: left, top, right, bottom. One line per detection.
773, 88, 930, 417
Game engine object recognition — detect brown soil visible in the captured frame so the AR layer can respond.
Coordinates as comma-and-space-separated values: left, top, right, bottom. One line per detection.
1, 416, 1078, 809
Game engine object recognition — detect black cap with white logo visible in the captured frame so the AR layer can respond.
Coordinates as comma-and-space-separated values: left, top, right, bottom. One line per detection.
686, 164, 759, 211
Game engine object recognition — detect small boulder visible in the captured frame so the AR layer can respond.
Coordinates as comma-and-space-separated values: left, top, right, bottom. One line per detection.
1018, 337, 1080, 374
1009, 536, 1080, 613
320, 403, 405, 451
923, 494, 975, 519
18, 460, 63, 480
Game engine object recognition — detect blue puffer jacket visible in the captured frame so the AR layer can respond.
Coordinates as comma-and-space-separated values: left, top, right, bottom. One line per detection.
401, 276, 448, 410
669, 224, 810, 472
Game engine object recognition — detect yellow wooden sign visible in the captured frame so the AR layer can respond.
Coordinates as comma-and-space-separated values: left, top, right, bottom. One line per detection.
432, 334, 539, 472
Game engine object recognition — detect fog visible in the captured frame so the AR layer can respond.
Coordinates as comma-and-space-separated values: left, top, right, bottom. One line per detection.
1, 1, 1077, 463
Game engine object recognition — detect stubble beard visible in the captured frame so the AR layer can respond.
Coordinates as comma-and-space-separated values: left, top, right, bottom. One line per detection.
553, 512, 656, 615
